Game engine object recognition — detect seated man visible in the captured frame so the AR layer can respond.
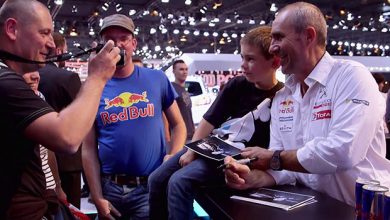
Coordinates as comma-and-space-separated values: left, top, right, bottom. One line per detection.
224, 2, 390, 207
148, 25, 284, 220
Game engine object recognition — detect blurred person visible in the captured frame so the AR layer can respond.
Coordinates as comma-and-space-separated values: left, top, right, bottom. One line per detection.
23, 71, 67, 202
372, 73, 386, 92
148, 26, 283, 220
132, 57, 144, 67
0, 0, 120, 219
171, 59, 195, 141
39, 32, 83, 208
82, 14, 186, 220
224, 1, 390, 206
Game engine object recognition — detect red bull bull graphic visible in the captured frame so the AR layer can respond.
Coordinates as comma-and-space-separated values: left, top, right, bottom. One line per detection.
104, 92, 149, 110
279, 99, 294, 114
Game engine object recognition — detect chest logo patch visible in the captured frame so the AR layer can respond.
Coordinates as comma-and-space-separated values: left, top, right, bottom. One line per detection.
104, 92, 149, 110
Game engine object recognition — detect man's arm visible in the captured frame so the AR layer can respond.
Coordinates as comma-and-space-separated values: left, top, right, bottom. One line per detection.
47, 149, 67, 201
24, 41, 120, 154
164, 101, 186, 159
82, 126, 121, 219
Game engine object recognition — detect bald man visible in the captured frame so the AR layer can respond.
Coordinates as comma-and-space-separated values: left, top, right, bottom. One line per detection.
0, 0, 120, 219
224, 1, 390, 206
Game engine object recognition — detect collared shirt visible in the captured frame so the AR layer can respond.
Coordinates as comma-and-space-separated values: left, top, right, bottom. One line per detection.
268, 52, 390, 206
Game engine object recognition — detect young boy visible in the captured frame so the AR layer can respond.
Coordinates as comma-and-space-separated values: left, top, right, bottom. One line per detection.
148, 26, 284, 220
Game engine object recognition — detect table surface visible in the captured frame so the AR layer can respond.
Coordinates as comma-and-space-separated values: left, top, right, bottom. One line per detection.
196, 184, 355, 220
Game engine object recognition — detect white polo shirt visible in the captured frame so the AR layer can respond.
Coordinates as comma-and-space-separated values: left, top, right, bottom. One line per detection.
268, 52, 390, 206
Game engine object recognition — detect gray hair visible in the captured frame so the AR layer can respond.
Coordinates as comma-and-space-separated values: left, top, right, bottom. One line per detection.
278, 2, 327, 47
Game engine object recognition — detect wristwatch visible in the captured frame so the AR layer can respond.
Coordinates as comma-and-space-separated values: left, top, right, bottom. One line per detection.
270, 150, 283, 171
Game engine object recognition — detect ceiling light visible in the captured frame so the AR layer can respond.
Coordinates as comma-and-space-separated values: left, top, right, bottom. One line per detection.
116, 4, 122, 12
161, 0, 169, 3
69, 28, 78, 37
203, 31, 210, 37
150, 28, 157, 34
193, 30, 200, 36
72, 5, 78, 13
54, 0, 63, 5
129, 9, 136, 16
155, 45, 161, 52
208, 22, 216, 27
180, 35, 187, 42
89, 28, 95, 36
185, 0, 192, 5
224, 18, 231, 23
219, 38, 225, 44
213, 1, 223, 10
102, 2, 109, 11
270, 3, 278, 12
173, 29, 180, 34
202, 49, 208, 54
249, 18, 255, 24
231, 33, 237, 38
212, 32, 219, 37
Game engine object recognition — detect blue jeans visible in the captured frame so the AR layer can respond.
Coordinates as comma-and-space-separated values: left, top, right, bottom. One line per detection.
148, 149, 224, 220
101, 178, 149, 220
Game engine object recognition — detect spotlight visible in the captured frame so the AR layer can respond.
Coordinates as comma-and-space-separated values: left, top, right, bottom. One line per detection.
102, 2, 109, 11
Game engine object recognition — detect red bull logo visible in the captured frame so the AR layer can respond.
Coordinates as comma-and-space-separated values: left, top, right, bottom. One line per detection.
280, 99, 293, 107
104, 92, 149, 110
100, 104, 155, 125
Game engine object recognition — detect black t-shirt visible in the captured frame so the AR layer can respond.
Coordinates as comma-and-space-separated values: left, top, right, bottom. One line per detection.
204, 76, 284, 147
0, 68, 55, 219
172, 82, 195, 139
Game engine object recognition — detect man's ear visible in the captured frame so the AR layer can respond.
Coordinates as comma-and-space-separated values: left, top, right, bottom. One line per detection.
305, 26, 316, 45
4, 18, 18, 41
272, 56, 281, 69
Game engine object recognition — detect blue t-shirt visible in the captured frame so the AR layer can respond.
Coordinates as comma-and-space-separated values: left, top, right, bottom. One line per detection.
96, 66, 177, 175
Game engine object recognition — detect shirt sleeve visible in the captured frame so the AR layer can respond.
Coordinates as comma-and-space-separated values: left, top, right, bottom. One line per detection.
160, 71, 178, 111
0, 73, 54, 131
297, 65, 385, 174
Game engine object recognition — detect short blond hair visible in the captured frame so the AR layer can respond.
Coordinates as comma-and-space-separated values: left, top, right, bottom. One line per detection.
240, 26, 274, 60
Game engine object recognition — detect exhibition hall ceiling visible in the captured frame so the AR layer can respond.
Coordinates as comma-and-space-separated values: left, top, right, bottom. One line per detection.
30, 0, 390, 59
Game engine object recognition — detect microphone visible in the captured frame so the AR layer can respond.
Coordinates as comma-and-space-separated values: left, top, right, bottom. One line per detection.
0, 44, 102, 64
0, 43, 125, 66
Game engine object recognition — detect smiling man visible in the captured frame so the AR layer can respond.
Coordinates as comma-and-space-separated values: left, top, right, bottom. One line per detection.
0, 0, 119, 219
224, 1, 390, 206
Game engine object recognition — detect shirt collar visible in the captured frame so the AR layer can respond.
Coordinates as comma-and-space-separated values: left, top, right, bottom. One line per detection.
284, 52, 335, 91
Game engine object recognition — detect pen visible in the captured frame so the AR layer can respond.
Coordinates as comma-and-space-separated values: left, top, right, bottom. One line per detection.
217, 157, 258, 170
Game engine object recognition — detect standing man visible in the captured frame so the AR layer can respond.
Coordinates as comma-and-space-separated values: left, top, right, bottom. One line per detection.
171, 59, 195, 141
82, 14, 186, 220
0, 0, 120, 219
224, 2, 390, 206
39, 32, 83, 208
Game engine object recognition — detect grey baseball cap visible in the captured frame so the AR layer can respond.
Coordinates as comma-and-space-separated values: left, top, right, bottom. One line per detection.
99, 14, 135, 35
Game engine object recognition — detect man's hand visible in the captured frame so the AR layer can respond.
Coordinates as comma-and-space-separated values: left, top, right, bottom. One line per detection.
240, 147, 273, 170
163, 154, 173, 162
55, 186, 67, 203
87, 40, 120, 82
224, 156, 276, 190
94, 198, 121, 220
179, 150, 197, 166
